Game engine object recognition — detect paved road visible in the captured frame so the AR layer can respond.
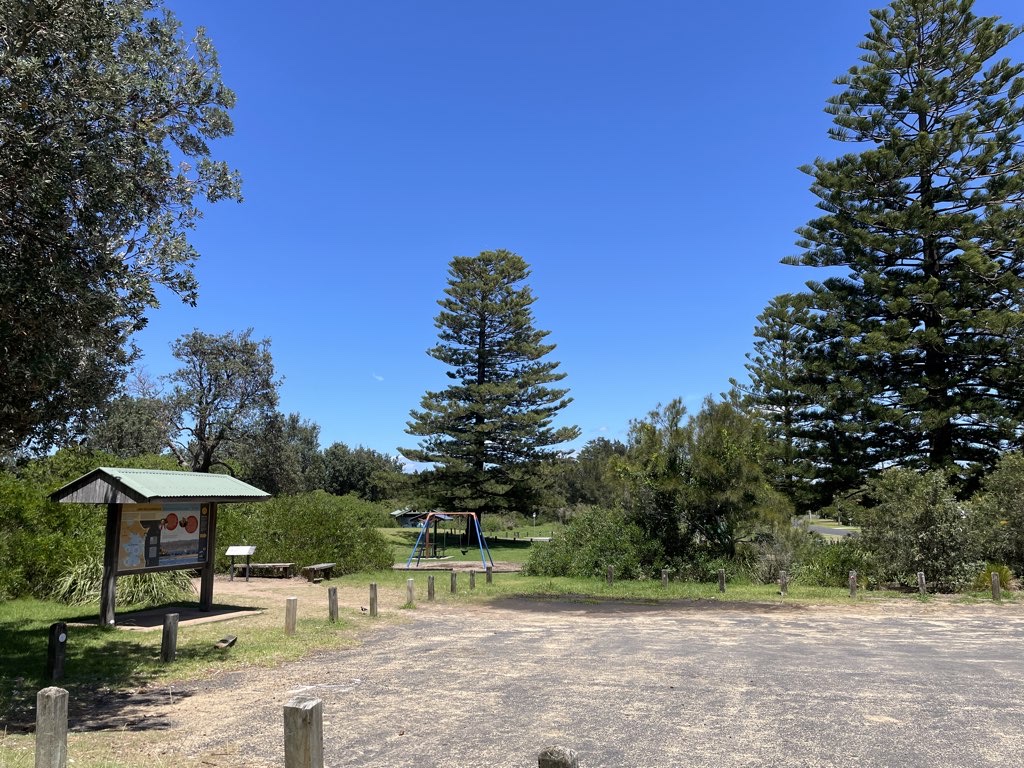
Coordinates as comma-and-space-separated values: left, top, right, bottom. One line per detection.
169, 598, 1024, 767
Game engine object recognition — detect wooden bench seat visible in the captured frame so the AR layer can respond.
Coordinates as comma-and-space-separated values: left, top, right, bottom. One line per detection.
301, 562, 337, 582
232, 562, 295, 578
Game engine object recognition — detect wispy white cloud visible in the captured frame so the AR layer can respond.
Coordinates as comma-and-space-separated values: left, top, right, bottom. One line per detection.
372, 373, 384, 382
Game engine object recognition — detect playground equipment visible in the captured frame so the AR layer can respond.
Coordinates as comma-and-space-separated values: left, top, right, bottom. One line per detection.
406, 512, 494, 569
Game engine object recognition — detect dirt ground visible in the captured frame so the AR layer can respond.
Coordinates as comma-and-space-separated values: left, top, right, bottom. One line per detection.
62, 576, 1024, 767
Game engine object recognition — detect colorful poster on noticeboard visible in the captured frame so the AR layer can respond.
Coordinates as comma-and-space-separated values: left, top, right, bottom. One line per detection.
117, 503, 209, 573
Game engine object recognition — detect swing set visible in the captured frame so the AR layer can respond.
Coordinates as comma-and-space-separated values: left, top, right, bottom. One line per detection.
405, 512, 495, 569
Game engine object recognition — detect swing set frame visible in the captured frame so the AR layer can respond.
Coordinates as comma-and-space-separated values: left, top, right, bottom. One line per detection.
405, 511, 495, 569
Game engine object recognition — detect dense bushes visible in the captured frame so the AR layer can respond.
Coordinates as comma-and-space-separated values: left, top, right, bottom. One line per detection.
0, 448, 185, 601
523, 506, 662, 580
217, 491, 394, 574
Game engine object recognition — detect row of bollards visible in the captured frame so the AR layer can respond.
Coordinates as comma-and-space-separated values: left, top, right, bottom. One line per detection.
282, 694, 579, 768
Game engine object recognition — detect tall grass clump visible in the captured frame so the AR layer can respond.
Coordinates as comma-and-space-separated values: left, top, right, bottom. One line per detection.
50, 552, 195, 605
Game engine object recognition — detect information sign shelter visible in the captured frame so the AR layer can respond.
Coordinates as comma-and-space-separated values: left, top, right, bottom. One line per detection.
50, 467, 269, 626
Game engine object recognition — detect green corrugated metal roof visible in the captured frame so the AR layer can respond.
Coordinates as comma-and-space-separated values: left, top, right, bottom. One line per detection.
50, 466, 270, 504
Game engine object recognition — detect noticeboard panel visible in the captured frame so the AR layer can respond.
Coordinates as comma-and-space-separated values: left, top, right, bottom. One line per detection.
117, 502, 210, 574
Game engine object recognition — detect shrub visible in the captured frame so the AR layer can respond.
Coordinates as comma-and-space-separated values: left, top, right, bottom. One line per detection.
217, 491, 393, 573
739, 523, 818, 585
799, 537, 874, 588
523, 505, 662, 580
858, 469, 982, 592
971, 451, 1024, 575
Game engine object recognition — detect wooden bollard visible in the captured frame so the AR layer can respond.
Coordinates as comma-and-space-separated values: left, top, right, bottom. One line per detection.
992, 571, 1002, 601
161, 613, 179, 663
661, 568, 668, 587
849, 570, 858, 599
427, 575, 435, 601
450, 571, 458, 594
779, 570, 788, 596
46, 622, 67, 681
470, 570, 476, 589
406, 578, 415, 607
370, 583, 378, 617
718, 568, 726, 593
35, 687, 68, 768
538, 745, 579, 768
327, 587, 338, 623
285, 597, 298, 636
917, 572, 927, 595
283, 695, 324, 768
606, 566, 614, 585
486, 566, 493, 584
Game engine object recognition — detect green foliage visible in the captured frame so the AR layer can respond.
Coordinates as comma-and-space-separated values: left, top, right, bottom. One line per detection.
617, 395, 791, 565
738, 523, 818, 585
523, 506, 662, 580
234, 412, 327, 496
401, 249, 580, 522
798, 537, 874, 589
323, 442, 404, 502
972, 562, 1014, 592
49, 552, 194, 606
556, 437, 627, 508
0, 448, 183, 599
776, 0, 1024, 498
970, 451, 1024, 574
0, 0, 241, 453
858, 469, 982, 592
218, 491, 393, 573
164, 329, 280, 473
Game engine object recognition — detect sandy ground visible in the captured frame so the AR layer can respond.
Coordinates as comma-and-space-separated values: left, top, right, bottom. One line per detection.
63, 575, 1024, 768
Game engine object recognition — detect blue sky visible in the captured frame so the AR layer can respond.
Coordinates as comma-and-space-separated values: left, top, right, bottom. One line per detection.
135, 0, 1022, 460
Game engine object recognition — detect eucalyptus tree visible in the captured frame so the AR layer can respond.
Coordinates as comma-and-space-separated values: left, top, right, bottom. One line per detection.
0, 0, 241, 452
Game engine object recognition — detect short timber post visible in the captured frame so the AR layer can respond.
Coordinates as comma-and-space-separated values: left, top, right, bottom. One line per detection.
606, 566, 614, 586
285, 598, 298, 636
992, 572, 1002, 601
486, 566, 493, 584
779, 570, 788, 596
451, 571, 458, 594
406, 578, 415, 607
849, 571, 858, 599
427, 575, 435, 601
46, 623, 67, 681
718, 568, 726, 594
283, 696, 324, 768
327, 587, 338, 623
35, 686, 69, 768
369, 583, 378, 617
161, 613, 179, 663
661, 568, 668, 587
918, 572, 927, 595
470, 570, 476, 590
538, 745, 579, 768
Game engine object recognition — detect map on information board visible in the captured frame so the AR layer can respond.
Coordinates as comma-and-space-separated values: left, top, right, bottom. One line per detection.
118, 503, 209, 573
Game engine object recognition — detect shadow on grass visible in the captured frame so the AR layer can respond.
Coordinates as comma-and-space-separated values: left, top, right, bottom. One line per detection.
0, 601, 251, 732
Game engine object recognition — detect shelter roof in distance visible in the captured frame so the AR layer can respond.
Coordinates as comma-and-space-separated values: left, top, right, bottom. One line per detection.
49, 467, 271, 505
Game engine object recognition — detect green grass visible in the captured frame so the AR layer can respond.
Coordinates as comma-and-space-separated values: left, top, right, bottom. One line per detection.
382, 527, 538, 565
0, 595, 369, 732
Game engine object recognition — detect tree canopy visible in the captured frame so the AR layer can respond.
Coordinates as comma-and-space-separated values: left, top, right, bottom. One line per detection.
164, 329, 279, 473
0, 0, 241, 453
774, 0, 1024, 498
401, 249, 579, 521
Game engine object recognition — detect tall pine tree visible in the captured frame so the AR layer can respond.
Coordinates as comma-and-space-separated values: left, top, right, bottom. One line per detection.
401, 250, 579, 527
785, 0, 1024, 488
